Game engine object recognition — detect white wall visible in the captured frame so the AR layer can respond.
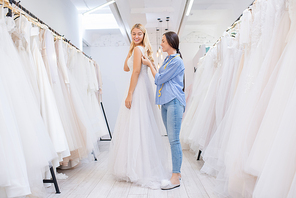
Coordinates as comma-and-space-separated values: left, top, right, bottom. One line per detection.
21, 0, 81, 48
84, 46, 130, 133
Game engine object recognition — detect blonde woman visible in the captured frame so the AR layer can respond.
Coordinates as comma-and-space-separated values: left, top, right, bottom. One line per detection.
108, 24, 169, 189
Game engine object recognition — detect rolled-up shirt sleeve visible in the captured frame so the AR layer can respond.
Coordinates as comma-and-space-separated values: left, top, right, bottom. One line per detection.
155, 59, 182, 85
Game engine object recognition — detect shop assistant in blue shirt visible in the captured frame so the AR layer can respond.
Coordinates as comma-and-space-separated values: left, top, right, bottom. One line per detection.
155, 53, 186, 107
142, 31, 185, 190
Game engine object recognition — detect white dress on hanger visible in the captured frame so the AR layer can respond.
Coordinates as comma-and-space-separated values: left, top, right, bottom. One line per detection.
0, 77, 30, 198
65, 45, 101, 157
67, 47, 107, 140
11, 15, 40, 105
225, 2, 290, 197
41, 29, 89, 164
31, 31, 70, 164
86, 59, 109, 138
250, 6, 296, 194
108, 46, 170, 189
54, 39, 88, 162
200, 1, 268, 196
187, 43, 222, 152
245, 0, 296, 177
0, 9, 57, 197
180, 48, 217, 150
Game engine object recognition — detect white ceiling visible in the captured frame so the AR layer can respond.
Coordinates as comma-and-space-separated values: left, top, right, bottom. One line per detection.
70, 0, 254, 47
70, 0, 108, 12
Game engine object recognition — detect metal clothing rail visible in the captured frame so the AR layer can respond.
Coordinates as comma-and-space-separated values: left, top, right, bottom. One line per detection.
9, 0, 92, 60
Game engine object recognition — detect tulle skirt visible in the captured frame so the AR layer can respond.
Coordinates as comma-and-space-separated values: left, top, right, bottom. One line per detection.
109, 70, 170, 189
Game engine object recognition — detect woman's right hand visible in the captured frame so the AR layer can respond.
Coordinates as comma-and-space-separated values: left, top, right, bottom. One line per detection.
141, 56, 152, 67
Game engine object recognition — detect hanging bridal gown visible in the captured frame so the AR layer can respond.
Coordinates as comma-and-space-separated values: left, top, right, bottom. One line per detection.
252, 63, 296, 197
220, 1, 290, 196
243, 6, 291, 175
41, 29, 89, 165
180, 48, 217, 149
215, 33, 242, 130
11, 15, 40, 105
245, 0, 296, 177
0, 9, 57, 197
217, 1, 288, 197
55, 39, 101, 162
9, 15, 64, 197
86, 59, 109, 138
108, 46, 170, 189
0, 77, 30, 198
31, 29, 70, 164
186, 42, 222, 152
188, 33, 243, 154
65, 45, 101, 156
200, 1, 267, 194
250, 5, 296, 194
66, 46, 107, 140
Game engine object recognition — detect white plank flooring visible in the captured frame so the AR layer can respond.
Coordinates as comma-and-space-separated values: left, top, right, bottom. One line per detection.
46, 140, 217, 198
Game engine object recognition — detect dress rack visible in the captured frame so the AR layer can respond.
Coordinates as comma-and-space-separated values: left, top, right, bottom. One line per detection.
2, 0, 112, 194
7, 0, 113, 140
2, 0, 61, 194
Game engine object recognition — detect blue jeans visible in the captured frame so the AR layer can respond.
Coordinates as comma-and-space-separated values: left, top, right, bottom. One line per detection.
161, 98, 184, 174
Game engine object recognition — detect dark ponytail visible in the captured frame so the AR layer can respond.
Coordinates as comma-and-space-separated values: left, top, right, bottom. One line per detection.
163, 31, 183, 59
163, 31, 185, 92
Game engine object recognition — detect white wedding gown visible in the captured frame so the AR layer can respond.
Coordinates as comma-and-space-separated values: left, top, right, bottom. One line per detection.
108, 46, 170, 189
0, 9, 57, 197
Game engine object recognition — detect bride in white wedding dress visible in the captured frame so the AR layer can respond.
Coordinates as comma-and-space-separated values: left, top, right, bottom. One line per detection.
108, 24, 170, 189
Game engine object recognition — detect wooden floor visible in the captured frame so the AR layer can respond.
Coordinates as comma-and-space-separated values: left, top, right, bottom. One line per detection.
46, 140, 217, 198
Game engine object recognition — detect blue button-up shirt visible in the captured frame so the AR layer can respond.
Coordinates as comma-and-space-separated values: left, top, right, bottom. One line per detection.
155, 53, 186, 107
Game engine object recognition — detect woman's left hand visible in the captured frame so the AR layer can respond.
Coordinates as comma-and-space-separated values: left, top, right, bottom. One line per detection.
125, 93, 132, 109
141, 56, 152, 67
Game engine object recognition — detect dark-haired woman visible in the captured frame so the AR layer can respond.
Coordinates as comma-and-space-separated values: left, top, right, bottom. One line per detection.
142, 31, 185, 190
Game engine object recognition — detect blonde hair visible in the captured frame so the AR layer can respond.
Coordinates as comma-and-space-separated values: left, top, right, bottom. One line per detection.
128, 23, 154, 64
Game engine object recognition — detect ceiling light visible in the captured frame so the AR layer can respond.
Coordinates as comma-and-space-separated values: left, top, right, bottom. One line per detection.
83, 1, 115, 15
185, 0, 194, 16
